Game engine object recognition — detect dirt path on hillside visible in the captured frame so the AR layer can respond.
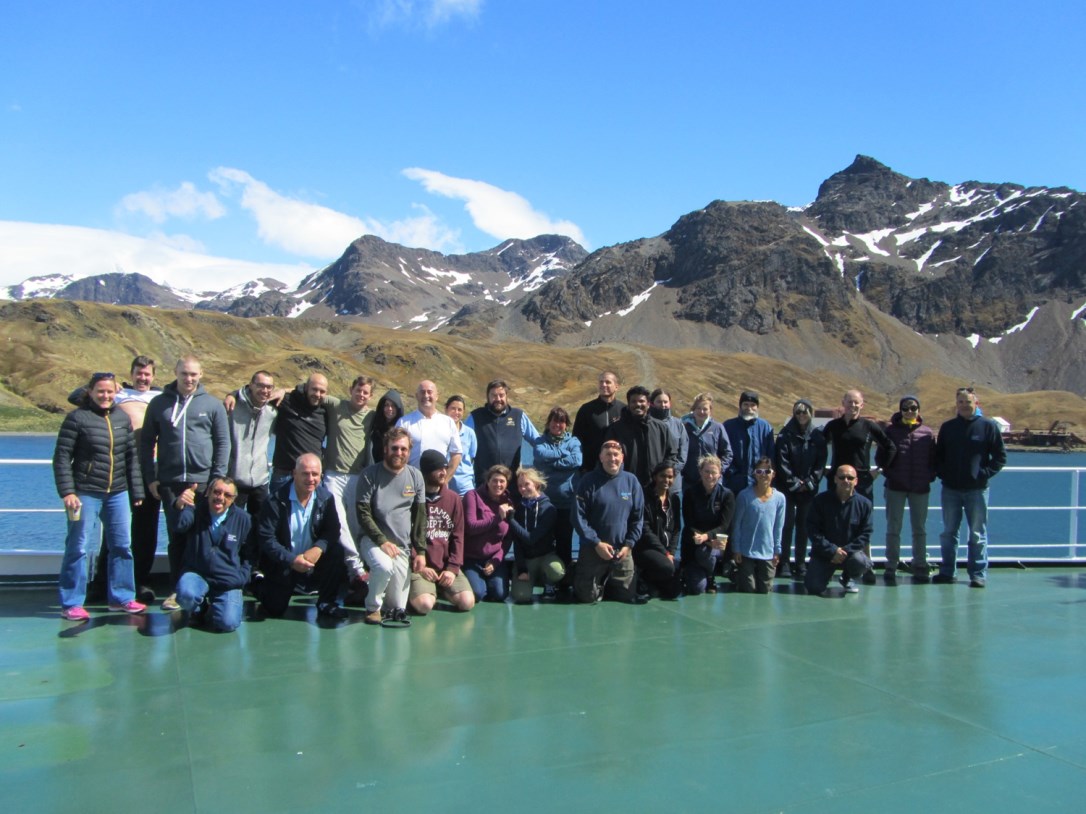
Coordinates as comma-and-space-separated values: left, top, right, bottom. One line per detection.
601, 342, 657, 387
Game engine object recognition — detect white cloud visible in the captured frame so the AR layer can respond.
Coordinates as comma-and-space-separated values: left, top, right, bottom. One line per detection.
209, 167, 462, 257
404, 167, 588, 247
0, 221, 312, 293
371, 0, 482, 29
146, 231, 207, 253
117, 181, 225, 223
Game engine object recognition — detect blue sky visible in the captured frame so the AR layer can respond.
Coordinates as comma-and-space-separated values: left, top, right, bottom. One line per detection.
2, 0, 1084, 291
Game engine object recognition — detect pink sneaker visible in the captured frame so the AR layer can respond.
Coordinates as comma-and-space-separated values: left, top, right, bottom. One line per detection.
61, 606, 90, 621
108, 600, 147, 614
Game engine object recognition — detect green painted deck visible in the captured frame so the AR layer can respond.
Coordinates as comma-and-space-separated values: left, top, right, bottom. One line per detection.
3, 570, 1085, 813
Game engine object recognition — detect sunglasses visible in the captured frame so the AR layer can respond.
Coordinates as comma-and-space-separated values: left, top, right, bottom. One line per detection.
753, 468, 773, 476
901, 405, 919, 412
793, 408, 809, 415
836, 474, 857, 481
90, 372, 115, 384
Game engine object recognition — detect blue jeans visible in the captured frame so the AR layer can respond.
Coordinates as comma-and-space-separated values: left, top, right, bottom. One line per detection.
59, 491, 135, 608
463, 559, 509, 602
176, 572, 243, 632
939, 486, 989, 580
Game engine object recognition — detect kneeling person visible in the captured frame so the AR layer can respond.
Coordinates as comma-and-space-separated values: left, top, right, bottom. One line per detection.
804, 465, 874, 596
254, 454, 347, 619
508, 468, 565, 603
573, 440, 644, 603
174, 477, 252, 631
409, 450, 474, 615
357, 428, 426, 625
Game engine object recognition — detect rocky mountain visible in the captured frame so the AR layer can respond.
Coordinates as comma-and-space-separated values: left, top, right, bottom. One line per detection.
4, 156, 1085, 395
435, 156, 1086, 395
276, 233, 587, 329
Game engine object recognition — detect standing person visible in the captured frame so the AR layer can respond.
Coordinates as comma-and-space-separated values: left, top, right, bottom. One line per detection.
531, 406, 582, 576
226, 370, 277, 522
933, 388, 1007, 588
573, 440, 644, 603
462, 464, 516, 602
72, 355, 162, 604
681, 454, 736, 595
722, 390, 775, 495
141, 355, 229, 612
804, 465, 874, 597
650, 388, 689, 493
369, 390, 404, 465
53, 371, 146, 620
356, 428, 426, 626
508, 468, 564, 604
681, 392, 733, 486
635, 462, 681, 599
253, 453, 348, 619
444, 394, 477, 496
732, 457, 786, 594
774, 398, 827, 581
321, 375, 375, 600
572, 371, 624, 473
466, 379, 540, 483
397, 380, 462, 473
172, 477, 252, 632
409, 451, 474, 615
269, 374, 329, 489
822, 389, 895, 584
881, 395, 936, 585
605, 385, 677, 485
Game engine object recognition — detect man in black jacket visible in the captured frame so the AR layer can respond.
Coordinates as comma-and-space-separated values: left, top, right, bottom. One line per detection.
254, 453, 347, 619
804, 465, 874, 597
933, 388, 1007, 588
605, 385, 677, 485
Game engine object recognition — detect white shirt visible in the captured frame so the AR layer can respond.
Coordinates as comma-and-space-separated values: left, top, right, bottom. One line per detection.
396, 410, 463, 466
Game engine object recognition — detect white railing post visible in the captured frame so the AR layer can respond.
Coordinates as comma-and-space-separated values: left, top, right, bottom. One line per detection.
1071, 469, 1081, 560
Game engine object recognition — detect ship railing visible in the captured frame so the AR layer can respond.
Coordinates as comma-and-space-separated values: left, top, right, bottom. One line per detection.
2, 461, 1084, 571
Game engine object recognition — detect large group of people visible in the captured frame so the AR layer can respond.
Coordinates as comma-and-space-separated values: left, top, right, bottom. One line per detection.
53, 358, 1008, 629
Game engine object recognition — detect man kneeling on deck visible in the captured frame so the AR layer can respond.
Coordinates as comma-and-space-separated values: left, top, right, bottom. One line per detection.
173, 477, 252, 632
804, 464, 874, 597
573, 440, 645, 603
408, 450, 475, 615
254, 453, 348, 620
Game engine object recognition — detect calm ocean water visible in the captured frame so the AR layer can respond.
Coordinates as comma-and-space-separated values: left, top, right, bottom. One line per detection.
3, 434, 1084, 561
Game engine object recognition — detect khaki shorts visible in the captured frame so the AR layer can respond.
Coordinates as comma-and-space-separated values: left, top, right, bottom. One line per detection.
409, 569, 471, 600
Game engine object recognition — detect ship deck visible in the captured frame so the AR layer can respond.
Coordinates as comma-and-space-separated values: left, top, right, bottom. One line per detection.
4, 569, 1085, 813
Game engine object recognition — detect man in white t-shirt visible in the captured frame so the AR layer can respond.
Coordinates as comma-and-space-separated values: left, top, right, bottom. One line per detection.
396, 380, 462, 474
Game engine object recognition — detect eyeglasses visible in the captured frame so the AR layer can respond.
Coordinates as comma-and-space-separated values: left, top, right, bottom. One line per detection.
209, 489, 237, 500
901, 405, 919, 412
753, 468, 773, 476
836, 474, 857, 481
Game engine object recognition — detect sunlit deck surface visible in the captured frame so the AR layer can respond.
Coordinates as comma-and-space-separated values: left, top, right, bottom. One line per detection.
4, 569, 1085, 813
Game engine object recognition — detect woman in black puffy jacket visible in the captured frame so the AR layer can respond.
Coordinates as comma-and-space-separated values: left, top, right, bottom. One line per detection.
52, 372, 145, 621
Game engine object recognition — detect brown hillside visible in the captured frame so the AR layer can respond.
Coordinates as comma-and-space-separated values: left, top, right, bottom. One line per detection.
1, 300, 1084, 433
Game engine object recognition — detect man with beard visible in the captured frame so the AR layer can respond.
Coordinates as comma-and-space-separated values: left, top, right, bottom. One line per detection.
722, 390, 775, 496
605, 385, 677, 485
408, 450, 474, 615
357, 428, 426, 626
572, 371, 624, 474
466, 379, 540, 483
141, 356, 230, 611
